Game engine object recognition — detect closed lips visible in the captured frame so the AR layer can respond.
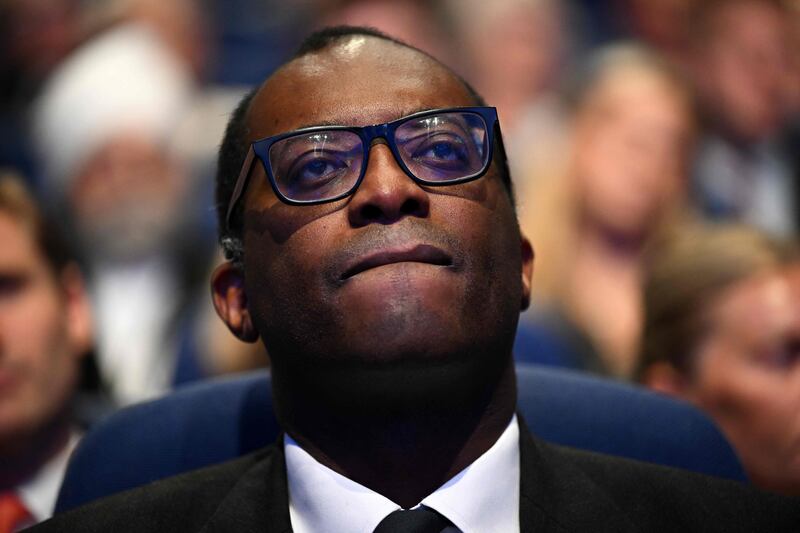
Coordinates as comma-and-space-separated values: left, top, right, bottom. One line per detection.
340, 244, 453, 280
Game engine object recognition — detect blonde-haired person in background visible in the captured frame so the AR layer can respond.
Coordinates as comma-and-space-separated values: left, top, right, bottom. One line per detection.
443, 0, 574, 183
638, 222, 800, 496
516, 43, 696, 377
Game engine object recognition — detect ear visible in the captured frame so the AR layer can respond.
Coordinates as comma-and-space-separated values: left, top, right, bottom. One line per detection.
57, 263, 93, 359
210, 262, 259, 343
520, 234, 534, 311
641, 361, 689, 398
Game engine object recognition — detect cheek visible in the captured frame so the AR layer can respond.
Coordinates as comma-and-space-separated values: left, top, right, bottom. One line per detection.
245, 214, 340, 291
0, 293, 77, 438
449, 191, 522, 317
1, 287, 62, 361
242, 215, 345, 348
694, 351, 800, 488
694, 347, 800, 441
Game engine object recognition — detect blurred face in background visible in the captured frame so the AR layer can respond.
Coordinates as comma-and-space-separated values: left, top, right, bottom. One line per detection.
618, 0, 693, 53
783, 5, 800, 117
0, 211, 90, 451
319, 0, 451, 65
1, 0, 80, 82
126, 0, 209, 78
570, 67, 692, 240
698, 0, 790, 143
455, 0, 566, 128
68, 134, 189, 262
688, 267, 800, 495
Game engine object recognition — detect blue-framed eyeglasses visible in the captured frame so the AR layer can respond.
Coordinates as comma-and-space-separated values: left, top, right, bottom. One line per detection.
225, 106, 499, 225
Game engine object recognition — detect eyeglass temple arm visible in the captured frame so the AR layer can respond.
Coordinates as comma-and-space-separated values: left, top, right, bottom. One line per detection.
492, 120, 513, 184
225, 147, 256, 230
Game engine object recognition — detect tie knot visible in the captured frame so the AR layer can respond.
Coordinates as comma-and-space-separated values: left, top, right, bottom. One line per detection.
373, 507, 453, 533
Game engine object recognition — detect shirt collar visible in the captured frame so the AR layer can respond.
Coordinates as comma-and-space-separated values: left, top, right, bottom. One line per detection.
285, 415, 520, 533
17, 431, 80, 522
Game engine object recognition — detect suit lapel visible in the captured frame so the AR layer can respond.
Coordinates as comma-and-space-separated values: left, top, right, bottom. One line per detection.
199, 444, 293, 533
518, 417, 637, 533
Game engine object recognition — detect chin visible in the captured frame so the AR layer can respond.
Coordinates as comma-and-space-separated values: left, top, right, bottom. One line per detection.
291, 339, 509, 416
349, 329, 467, 365
341, 306, 471, 363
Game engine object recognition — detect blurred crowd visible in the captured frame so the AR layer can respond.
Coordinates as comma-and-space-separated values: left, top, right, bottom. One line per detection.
2, 0, 800, 525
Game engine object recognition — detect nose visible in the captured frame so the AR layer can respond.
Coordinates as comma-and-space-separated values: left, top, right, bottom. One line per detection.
347, 143, 430, 226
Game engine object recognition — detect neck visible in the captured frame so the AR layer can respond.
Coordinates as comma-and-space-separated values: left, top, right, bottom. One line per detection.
273, 353, 516, 509
0, 417, 71, 490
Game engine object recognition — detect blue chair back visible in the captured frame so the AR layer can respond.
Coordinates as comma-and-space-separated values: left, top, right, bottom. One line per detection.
55, 364, 745, 513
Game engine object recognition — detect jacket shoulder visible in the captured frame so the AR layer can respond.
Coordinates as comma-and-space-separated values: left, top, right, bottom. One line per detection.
28, 446, 281, 533
539, 440, 800, 532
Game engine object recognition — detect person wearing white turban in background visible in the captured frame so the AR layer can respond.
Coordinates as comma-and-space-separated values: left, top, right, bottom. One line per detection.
31, 22, 213, 405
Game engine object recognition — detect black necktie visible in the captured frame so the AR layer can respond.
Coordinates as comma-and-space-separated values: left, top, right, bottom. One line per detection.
373, 507, 454, 533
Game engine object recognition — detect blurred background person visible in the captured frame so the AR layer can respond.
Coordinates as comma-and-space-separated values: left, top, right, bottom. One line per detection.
80, 0, 211, 79
444, 0, 576, 180
0, 0, 304, 403
515, 44, 696, 377
610, 0, 696, 72
688, 0, 797, 238
0, 173, 95, 529
0, 0, 83, 184
30, 22, 214, 405
638, 222, 800, 496
784, 0, 800, 197
313, 0, 453, 65
785, 1, 800, 120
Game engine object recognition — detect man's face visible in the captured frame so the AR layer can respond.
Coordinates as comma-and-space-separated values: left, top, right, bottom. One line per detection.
69, 133, 189, 261
0, 212, 89, 447
229, 37, 532, 369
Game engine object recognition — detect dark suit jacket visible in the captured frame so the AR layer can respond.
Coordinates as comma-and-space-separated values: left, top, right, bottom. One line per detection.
28, 420, 800, 532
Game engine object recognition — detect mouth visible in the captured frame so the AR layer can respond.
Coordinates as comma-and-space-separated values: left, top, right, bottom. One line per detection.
340, 243, 453, 281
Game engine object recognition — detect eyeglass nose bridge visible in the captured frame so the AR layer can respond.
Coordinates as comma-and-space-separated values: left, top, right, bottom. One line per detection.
355, 122, 414, 181
360, 122, 392, 146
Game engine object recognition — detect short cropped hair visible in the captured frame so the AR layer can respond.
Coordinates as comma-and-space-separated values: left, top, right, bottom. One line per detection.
0, 171, 72, 274
215, 26, 513, 263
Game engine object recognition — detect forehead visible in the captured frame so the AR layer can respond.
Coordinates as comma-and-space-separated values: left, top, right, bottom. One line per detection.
246, 36, 476, 140
712, 272, 797, 337
712, 1, 784, 39
0, 211, 41, 269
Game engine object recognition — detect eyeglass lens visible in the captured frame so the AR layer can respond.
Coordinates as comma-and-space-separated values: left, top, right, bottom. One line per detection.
267, 111, 490, 203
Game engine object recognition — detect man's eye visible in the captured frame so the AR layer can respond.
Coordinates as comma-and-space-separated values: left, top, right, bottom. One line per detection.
413, 137, 470, 168
301, 159, 340, 179
289, 157, 348, 185
757, 339, 800, 369
0, 275, 27, 300
428, 142, 459, 160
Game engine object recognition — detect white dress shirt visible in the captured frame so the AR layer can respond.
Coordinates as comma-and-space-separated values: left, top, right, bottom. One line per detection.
285, 415, 520, 533
17, 432, 80, 526
92, 258, 178, 404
